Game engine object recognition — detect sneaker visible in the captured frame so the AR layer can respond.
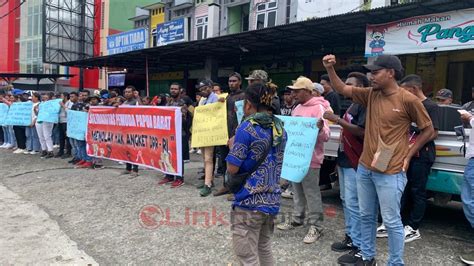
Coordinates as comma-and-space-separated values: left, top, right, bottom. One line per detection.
5, 144, 14, 149
40, 151, 48, 157
92, 164, 104, 169
54, 153, 64, 158
61, 154, 71, 159
197, 182, 214, 189
226, 194, 235, 201
303, 225, 322, 244
129, 172, 139, 179
338, 248, 362, 265
355, 257, 376, 266
376, 224, 388, 238
42, 152, 54, 159
170, 179, 184, 188
158, 177, 174, 185
0, 143, 6, 148
23, 150, 32, 154
281, 189, 294, 199
276, 220, 303, 231
53, 144, 59, 148
68, 158, 79, 164
331, 234, 354, 252
460, 251, 474, 265
189, 148, 196, 154
213, 187, 230, 196
13, 149, 25, 154
199, 185, 212, 197
196, 149, 202, 155
30, 151, 38, 155
404, 225, 421, 243
77, 161, 93, 168
75, 160, 86, 166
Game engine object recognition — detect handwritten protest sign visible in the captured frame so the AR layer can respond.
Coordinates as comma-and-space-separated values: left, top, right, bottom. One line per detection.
37, 99, 61, 123
87, 106, 183, 175
191, 102, 228, 147
277, 115, 319, 183
67, 110, 88, 141
235, 100, 244, 125
5, 102, 33, 126
0, 103, 8, 126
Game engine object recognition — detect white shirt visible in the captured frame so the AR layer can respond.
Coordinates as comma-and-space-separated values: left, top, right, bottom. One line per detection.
59, 100, 73, 123
466, 118, 474, 159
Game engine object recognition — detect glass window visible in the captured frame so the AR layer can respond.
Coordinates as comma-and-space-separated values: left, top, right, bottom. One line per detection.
197, 26, 203, 40
267, 11, 276, 27
256, 13, 265, 29
268, 2, 277, 8
257, 4, 266, 11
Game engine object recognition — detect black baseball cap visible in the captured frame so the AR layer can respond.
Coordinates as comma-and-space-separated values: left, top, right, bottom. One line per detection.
195, 79, 213, 89
435, 88, 453, 100
364, 55, 403, 73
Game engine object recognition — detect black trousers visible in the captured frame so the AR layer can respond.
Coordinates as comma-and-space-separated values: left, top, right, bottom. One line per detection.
13, 126, 26, 150
0, 126, 3, 143
58, 123, 71, 155
401, 159, 432, 230
216, 145, 229, 175
126, 163, 138, 172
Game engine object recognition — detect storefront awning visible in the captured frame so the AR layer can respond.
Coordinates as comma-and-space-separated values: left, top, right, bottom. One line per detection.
62, 0, 474, 73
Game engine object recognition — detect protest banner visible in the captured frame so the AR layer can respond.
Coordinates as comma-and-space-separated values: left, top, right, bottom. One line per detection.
277, 115, 319, 183
86, 106, 183, 175
37, 99, 62, 123
191, 102, 228, 148
5, 102, 33, 126
0, 103, 8, 126
67, 110, 88, 141
235, 100, 244, 125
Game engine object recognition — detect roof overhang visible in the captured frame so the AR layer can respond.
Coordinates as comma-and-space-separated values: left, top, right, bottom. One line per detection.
62, 0, 474, 73
142, 2, 165, 10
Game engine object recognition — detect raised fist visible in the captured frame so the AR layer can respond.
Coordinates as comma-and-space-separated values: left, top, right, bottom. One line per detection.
322, 54, 336, 68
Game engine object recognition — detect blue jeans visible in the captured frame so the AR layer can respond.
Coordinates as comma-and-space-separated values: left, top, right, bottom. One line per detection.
357, 164, 407, 265
463, 159, 474, 228
338, 166, 361, 248
2, 126, 11, 144
25, 126, 41, 152
69, 138, 78, 159
76, 140, 91, 161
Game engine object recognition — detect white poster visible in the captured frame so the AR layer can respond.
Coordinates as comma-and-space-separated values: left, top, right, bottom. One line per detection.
365, 8, 474, 57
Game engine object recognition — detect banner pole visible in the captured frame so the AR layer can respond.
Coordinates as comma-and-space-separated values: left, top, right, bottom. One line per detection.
146, 56, 150, 97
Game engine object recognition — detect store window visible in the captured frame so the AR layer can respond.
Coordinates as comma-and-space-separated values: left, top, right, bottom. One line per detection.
196, 16, 208, 40
256, 1, 277, 30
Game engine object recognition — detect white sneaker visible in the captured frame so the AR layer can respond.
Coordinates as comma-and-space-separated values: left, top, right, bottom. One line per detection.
13, 149, 25, 154
276, 220, 303, 231
303, 225, 322, 244
281, 189, 294, 199
189, 149, 196, 154
404, 225, 421, 243
4, 144, 14, 149
30, 151, 38, 155
196, 149, 202, 155
23, 150, 31, 154
376, 224, 388, 238
0, 143, 6, 148
53, 144, 59, 148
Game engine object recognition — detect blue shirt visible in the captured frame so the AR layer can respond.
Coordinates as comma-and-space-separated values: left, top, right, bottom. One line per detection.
203, 92, 218, 105
226, 120, 287, 215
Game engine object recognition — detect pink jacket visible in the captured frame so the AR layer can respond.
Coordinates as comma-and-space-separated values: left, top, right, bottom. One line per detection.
292, 96, 331, 168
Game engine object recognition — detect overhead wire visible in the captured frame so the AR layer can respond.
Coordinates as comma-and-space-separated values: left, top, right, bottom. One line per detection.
0, 0, 25, 20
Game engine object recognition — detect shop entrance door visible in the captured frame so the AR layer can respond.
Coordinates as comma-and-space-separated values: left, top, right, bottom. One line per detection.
447, 61, 474, 105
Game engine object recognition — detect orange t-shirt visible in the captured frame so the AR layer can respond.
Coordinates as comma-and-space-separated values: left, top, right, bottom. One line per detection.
351, 86, 432, 174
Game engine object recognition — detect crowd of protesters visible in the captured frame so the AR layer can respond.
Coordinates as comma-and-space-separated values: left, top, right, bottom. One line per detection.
0, 53, 473, 265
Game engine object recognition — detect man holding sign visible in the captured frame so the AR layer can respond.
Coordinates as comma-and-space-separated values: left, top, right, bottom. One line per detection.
276, 76, 331, 244
195, 79, 219, 197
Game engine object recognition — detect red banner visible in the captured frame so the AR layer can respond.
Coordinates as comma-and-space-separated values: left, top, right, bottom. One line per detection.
86, 106, 182, 175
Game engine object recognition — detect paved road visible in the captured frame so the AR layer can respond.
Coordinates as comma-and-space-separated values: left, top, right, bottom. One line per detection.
0, 149, 473, 265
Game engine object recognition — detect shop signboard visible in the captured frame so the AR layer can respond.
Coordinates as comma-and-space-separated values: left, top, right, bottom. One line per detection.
155, 18, 188, 46
107, 28, 148, 55
365, 8, 474, 57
